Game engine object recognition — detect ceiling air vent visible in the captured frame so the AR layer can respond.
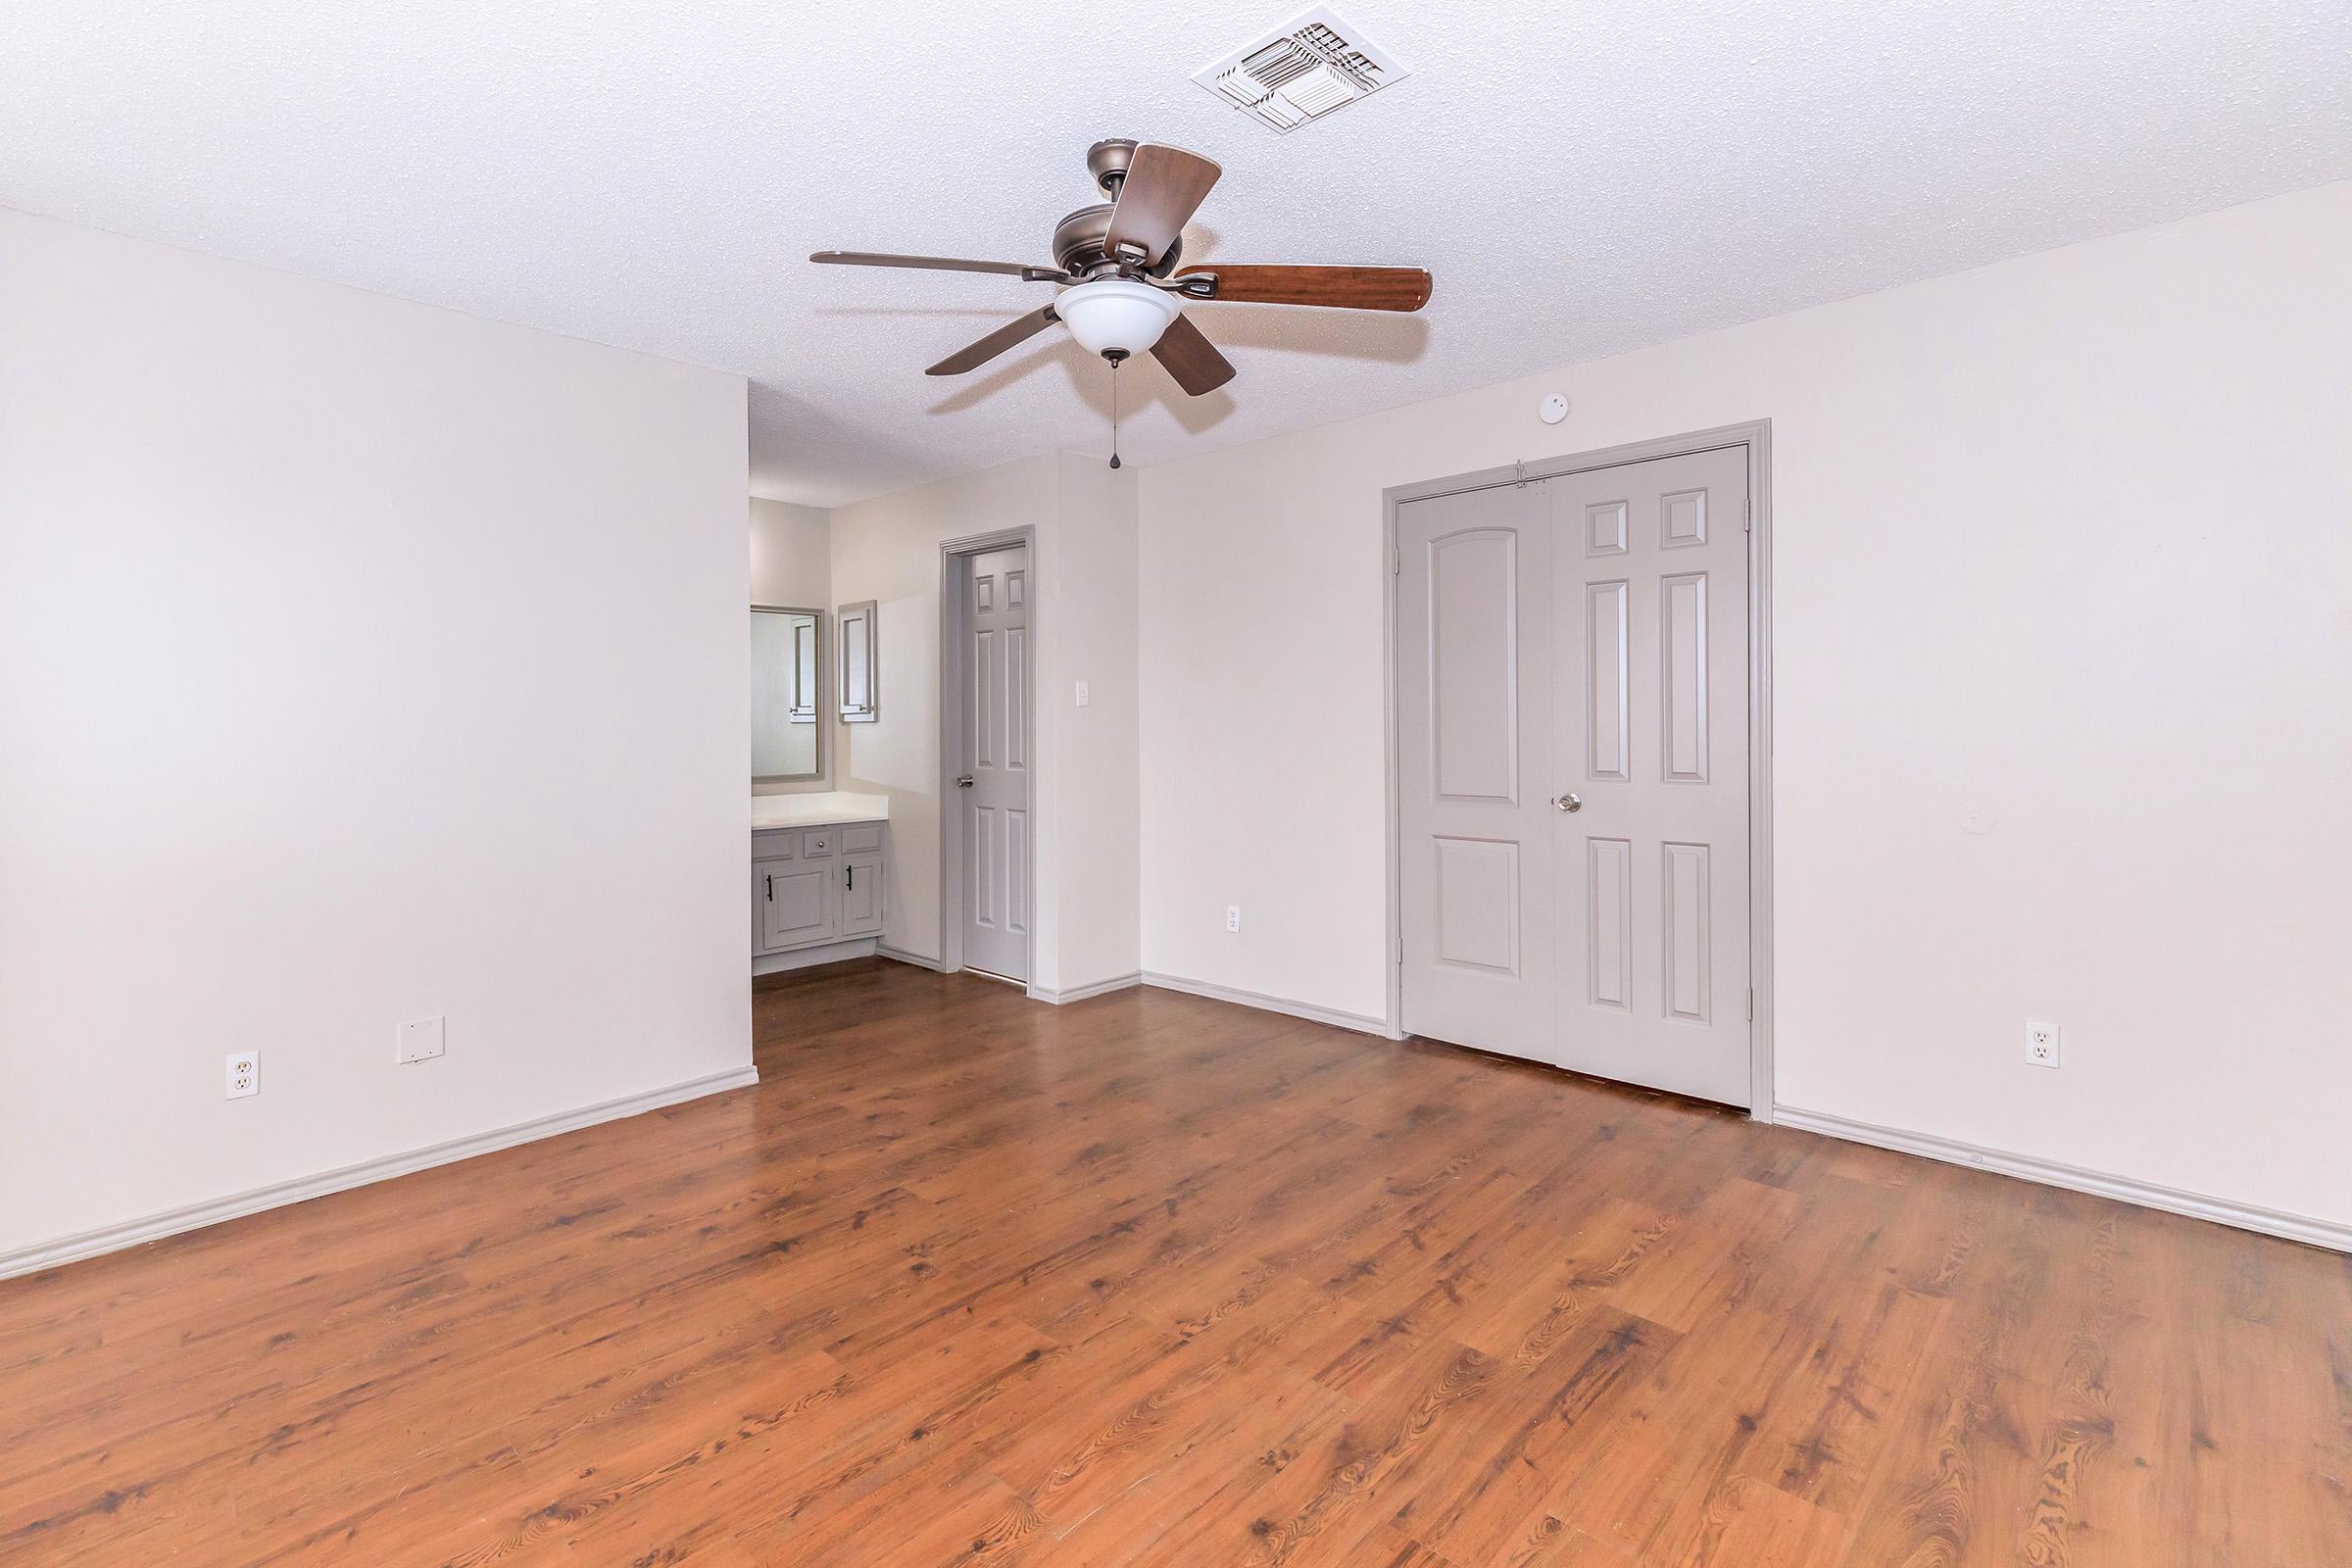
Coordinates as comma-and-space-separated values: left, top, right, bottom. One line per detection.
1193, 6, 1409, 134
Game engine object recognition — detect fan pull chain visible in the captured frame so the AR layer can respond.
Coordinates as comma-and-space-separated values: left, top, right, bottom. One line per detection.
1108, 357, 1122, 469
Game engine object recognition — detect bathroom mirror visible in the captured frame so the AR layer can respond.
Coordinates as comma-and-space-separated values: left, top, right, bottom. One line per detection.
838, 599, 878, 723
751, 606, 823, 781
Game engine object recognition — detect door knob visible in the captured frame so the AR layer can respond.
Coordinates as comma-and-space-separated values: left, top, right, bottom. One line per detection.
955, 774, 975, 788
1553, 793, 1582, 812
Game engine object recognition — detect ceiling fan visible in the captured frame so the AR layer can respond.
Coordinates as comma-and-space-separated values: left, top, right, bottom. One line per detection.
811, 137, 1431, 458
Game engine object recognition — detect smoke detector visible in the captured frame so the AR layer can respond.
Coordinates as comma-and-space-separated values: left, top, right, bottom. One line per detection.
1193, 6, 1410, 134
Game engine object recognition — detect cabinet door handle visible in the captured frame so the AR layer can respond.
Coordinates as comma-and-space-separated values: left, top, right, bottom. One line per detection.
764, 874, 772, 902
846, 863, 855, 891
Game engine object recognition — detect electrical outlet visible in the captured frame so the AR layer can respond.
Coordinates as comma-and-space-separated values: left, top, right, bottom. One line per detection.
2025, 1020, 2061, 1068
225, 1052, 258, 1099
1225, 905, 1241, 934
398, 1016, 447, 1064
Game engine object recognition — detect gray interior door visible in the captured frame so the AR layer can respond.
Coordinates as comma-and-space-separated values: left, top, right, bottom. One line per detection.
1396, 481, 1554, 1061
1398, 445, 1753, 1105
956, 545, 1030, 981
1550, 448, 1750, 1104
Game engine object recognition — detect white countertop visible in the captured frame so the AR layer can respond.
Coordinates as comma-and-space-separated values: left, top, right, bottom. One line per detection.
752, 791, 890, 830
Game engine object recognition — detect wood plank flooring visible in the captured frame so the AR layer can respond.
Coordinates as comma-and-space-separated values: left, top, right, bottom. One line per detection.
3, 958, 2347, 1565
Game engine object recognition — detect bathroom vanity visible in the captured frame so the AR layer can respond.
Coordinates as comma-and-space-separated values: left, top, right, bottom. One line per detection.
752, 794, 888, 973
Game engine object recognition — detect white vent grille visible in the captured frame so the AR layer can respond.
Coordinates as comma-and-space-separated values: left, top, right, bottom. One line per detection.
1192, 6, 1409, 134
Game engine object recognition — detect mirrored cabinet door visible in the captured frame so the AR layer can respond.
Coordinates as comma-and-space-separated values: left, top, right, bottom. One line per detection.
838, 599, 878, 723
752, 605, 824, 780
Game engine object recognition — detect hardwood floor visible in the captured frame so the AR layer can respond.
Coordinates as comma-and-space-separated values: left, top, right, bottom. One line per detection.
3, 959, 2346, 1565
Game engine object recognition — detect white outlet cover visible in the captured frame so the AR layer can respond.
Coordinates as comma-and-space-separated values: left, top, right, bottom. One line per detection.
399, 1016, 447, 1064
225, 1052, 259, 1099
1225, 906, 1241, 932
2025, 1019, 2061, 1067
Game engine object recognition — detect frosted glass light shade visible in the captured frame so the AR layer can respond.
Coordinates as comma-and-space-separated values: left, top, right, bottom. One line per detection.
1055, 277, 1182, 357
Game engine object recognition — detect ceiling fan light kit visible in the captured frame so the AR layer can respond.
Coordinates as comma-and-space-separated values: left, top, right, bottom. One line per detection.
811, 135, 1432, 464
1054, 277, 1182, 357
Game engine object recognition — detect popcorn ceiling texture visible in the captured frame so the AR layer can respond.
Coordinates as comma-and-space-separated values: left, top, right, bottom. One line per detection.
4, 0, 2348, 507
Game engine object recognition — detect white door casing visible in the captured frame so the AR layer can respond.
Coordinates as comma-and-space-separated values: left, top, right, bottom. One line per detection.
956, 545, 1031, 981
1396, 439, 1756, 1107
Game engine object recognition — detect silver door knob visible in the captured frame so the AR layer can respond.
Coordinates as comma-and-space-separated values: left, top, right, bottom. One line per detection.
1553, 793, 1582, 812
956, 774, 975, 788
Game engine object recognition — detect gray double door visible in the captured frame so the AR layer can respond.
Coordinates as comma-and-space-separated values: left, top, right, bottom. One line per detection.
1396, 445, 1753, 1106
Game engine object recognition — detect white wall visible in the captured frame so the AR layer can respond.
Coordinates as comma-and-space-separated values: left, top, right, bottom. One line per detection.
829, 452, 1140, 995
0, 209, 753, 1263
1138, 179, 2352, 1229
749, 497, 831, 608
1041, 454, 1143, 994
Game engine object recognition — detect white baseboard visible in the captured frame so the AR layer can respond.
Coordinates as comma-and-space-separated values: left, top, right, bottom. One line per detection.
753, 937, 878, 975
1775, 1103, 2351, 1254
0, 1063, 761, 1283
1141, 971, 1388, 1036
877, 944, 948, 972
1029, 972, 1142, 1004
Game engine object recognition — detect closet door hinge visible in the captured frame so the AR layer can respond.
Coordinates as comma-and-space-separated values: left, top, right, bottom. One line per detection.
1745, 988, 1754, 1021
1744, 497, 1753, 532
1392, 546, 1401, 576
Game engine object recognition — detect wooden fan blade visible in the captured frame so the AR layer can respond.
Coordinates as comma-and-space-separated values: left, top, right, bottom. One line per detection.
1150, 314, 1236, 397
1102, 144, 1221, 266
926, 305, 1060, 375
812, 251, 1057, 280
1176, 265, 1432, 312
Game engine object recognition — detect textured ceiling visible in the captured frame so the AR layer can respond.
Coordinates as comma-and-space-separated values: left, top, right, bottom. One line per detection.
5, 2, 2349, 507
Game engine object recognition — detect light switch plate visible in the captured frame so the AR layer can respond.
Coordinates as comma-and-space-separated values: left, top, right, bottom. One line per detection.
398, 1016, 446, 1064
1075, 679, 1090, 708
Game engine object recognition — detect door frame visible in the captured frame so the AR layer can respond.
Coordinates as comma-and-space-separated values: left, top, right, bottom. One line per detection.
937, 525, 1038, 984
1382, 420, 1778, 1119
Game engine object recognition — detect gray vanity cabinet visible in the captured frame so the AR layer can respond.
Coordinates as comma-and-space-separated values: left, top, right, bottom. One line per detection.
753, 823, 887, 956
757, 858, 832, 951
839, 824, 885, 937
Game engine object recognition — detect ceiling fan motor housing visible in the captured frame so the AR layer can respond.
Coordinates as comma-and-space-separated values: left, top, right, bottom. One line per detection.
1053, 202, 1182, 277
1085, 138, 1138, 196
